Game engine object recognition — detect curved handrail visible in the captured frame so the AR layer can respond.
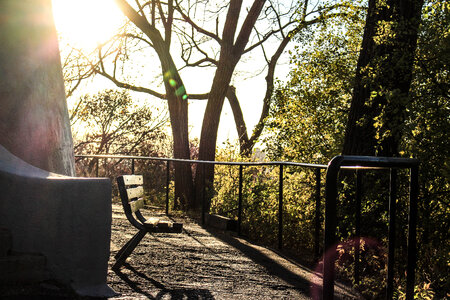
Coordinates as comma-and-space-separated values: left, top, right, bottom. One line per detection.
323, 156, 419, 300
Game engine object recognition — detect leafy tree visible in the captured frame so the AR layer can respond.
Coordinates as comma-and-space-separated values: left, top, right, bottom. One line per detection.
402, 0, 450, 296
72, 89, 169, 175
264, 4, 364, 163
342, 0, 425, 156
265, 0, 448, 296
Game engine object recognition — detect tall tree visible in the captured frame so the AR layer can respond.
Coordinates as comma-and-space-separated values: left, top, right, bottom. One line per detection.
342, 0, 424, 156
0, 0, 75, 175
63, 0, 354, 208
111, 0, 194, 209
403, 1, 450, 296
264, 5, 364, 163
263, 0, 448, 296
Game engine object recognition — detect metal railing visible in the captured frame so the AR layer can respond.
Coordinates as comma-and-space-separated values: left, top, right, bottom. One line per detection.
323, 156, 419, 300
76, 154, 419, 299
76, 154, 326, 256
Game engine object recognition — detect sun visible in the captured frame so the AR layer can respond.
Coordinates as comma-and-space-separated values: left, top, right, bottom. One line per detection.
52, 0, 124, 51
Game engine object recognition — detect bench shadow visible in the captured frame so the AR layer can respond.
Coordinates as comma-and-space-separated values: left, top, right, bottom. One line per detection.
147, 220, 229, 262
113, 264, 214, 300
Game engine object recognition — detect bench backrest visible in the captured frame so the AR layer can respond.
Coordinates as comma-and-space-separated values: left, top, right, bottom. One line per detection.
117, 175, 146, 230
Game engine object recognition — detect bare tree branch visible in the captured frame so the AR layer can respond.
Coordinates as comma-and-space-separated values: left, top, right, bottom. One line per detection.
175, 2, 222, 43
95, 67, 167, 99
226, 86, 249, 152
233, 0, 265, 54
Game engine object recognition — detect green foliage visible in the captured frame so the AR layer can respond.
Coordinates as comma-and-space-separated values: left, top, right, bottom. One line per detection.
350, 0, 425, 156
72, 89, 172, 199
211, 146, 324, 261
264, 5, 365, 163
402, 0, 450, 296
396, 281, 436, 300
259, 0, 449, 297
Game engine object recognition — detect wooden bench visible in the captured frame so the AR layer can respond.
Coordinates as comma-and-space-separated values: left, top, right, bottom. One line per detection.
113, 175, 182, 269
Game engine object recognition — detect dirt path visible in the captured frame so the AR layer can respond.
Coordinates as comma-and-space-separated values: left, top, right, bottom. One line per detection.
108, 204, 358, 299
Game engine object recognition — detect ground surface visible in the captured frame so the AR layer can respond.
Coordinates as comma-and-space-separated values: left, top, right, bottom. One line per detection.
0, 204, 359, 299
109, 205, 311, 299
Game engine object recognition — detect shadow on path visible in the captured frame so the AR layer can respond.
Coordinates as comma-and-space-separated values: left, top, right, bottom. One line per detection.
206, 230, 314, 293
206, 229, 359, 299
114, 264, 214, 300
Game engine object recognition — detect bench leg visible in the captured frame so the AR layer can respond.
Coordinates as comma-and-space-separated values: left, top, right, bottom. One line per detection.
113, 229, 147, 270
115, 235, 135, 259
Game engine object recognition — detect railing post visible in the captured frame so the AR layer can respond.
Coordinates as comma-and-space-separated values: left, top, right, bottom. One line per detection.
131, 158, 135, 174
386, 168, 397, 299
355, 169, 362, 286
406, 165, 419, 300
166, 161, 170, 215
238, 165, 243, 236
278, 164, 283, 250
202, 163, 206, 226
314, 168, 321, 261
323, 156, 344, 300
95, 158, 99, 177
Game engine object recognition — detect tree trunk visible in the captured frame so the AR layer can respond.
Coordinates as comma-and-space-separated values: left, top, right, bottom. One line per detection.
114, 0, 194, 209
195, 52, 238, 209
226, 86, 250, 155
166, 91, 193, 210
194, 0, 266, 210
0, 0, 75, 176
342, 0, 424, 156
159, 54, 193, 210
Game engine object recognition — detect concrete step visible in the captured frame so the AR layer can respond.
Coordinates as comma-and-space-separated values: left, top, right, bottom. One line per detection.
0, 252, 51, 283
0, 227, 12, 257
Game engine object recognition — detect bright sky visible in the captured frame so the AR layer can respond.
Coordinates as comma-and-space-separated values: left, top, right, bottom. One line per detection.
52, 0, 124, 52
51, 0, 291, 145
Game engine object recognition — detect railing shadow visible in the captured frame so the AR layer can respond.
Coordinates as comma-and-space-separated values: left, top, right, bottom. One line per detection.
114, 264, 214, 300
205, 228, 360, 300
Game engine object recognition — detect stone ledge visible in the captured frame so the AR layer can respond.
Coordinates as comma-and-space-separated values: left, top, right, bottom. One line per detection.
204, 213, 237, 231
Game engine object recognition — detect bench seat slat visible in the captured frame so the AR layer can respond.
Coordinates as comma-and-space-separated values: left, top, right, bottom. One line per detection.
129, 198, 145, 213
122, 175, 144, 186
126, 186, 144, 200
144, 217, 160, 226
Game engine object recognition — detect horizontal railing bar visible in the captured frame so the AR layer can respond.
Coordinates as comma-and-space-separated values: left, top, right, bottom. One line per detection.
75, 154, 328, 169
75, 154, 417, 170
336, 155, 419, 168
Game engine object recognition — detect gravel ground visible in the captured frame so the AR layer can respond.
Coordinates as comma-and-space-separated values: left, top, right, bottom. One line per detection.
108, 204, 358, 299
0, 204, 360, 299
108, 204, 309, 299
